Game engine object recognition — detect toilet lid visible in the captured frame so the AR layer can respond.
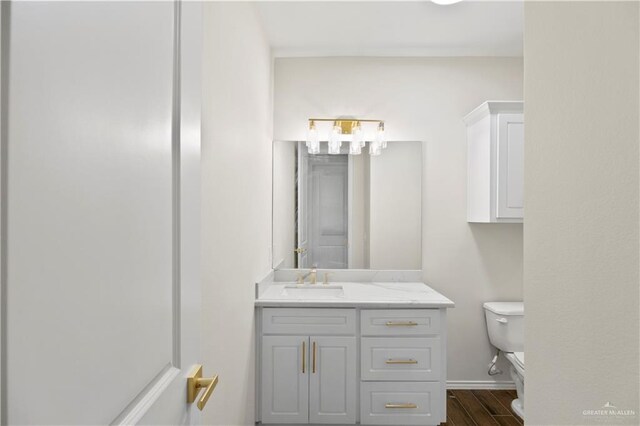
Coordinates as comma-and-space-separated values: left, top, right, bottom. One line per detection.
513, 352, 525, 368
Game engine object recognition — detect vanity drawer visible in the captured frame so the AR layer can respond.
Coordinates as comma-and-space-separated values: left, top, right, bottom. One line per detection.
262, 308, 356, 335
361, 337, 441, 381
361, 309, 440, 336
360, 381, 442, 425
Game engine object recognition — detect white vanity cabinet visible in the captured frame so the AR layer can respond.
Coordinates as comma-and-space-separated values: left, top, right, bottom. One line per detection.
260, 309, 357, 424
465, 101, 524, 223
257, 307, 447, 426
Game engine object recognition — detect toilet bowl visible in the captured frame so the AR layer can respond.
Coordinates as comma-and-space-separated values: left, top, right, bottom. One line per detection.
504, 351, 525, 419
483, 302, 524, 420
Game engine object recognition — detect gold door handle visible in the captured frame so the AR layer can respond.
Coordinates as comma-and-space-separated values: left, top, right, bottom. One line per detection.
302, 340, 306, 373
295, 247, 307, 254
385, 321, 418, 326
312, 341, 317, 373
385, 359, 418, 364
385, 403, 417, 409
187, 365, 219, 411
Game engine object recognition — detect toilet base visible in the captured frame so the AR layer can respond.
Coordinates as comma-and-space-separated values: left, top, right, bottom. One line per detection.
511, 398, 524, 420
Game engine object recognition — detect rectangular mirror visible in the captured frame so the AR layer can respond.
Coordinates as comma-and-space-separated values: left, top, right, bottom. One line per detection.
272, 140, 422, 270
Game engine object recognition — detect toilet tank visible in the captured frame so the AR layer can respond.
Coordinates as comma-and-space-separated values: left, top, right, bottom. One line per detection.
483, 302, 524, 352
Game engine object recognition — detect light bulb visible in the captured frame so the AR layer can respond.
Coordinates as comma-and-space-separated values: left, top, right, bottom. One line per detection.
307, 120, 320, 154
369, 140, 382, 156
350, 140, 362, 155
376, 122, 386, 149
328, 122, 342, 154
350, 122, 363, 155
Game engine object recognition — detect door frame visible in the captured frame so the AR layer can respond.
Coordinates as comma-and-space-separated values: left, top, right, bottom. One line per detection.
0, 1, 6, 420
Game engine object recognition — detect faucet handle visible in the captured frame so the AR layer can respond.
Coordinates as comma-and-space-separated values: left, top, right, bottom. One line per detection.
296, 273, 304, 285
323, 272, 332, 285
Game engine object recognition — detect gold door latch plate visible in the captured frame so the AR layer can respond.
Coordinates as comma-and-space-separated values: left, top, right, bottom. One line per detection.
187, 365, 219, 411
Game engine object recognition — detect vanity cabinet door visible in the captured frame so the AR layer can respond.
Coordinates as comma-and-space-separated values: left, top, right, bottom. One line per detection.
261, 336, 309, 424
309, 336, 357, 424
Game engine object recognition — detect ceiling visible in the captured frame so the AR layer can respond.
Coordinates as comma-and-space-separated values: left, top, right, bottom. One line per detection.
255, 1, 523, 57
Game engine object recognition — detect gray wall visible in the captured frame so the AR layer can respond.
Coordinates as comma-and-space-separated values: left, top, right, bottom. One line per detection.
524, 2, 639, 423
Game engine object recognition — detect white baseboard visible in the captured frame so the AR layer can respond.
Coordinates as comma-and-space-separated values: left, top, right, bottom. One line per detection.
447, 380, 516, 390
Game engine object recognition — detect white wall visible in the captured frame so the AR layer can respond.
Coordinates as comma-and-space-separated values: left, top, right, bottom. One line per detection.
524, 2, 639, 424
274, 57, 524, 384
201, 3, 272, 425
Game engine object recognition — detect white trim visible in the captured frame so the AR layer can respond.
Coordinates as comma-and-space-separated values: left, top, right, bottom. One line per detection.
447, 380, 516, 390
462, 100, 524, 125
113, 365, 181, 425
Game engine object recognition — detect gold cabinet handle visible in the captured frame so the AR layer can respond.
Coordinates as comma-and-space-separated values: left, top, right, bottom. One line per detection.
312, 341, 317, 373
187, 365, 219, 411
385, 359, 418, 364
385, 321, 418, 326
302, 340, 306, 373
385, 403, 417, 409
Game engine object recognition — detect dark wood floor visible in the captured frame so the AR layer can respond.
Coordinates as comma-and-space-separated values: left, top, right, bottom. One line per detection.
442, 390, 523, 426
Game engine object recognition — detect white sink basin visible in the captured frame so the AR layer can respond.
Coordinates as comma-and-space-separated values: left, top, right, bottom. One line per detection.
282, 284, 344, 299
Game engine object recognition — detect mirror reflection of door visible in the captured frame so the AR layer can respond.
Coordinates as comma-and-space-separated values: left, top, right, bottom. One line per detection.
309, 154, 349, 268
297, 144, 349, 269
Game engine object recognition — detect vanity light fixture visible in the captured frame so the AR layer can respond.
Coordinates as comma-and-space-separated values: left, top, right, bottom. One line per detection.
306, 118, 387, 155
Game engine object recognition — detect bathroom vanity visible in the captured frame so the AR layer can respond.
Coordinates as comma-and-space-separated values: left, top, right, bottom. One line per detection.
265, 138, 451, 425
255, 280, 454, 426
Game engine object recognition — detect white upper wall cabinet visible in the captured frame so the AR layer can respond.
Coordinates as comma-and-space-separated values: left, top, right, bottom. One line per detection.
465, 101, 524, 223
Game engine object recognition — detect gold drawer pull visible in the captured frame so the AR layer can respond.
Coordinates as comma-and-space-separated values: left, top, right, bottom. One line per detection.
302, 340, 306, 373
312, 341, 317, 373
385, 321, 418, 326
386, 358, 418, 364
385, 403, 417, 409
187, 365, 219, 411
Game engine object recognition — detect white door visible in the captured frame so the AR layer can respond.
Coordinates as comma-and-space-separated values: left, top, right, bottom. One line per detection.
261, 336, 309, 424
309, 337, 357, 424
308, 155, 349, 269
296, 143, 310, 268
496, 113, 525, 219
1, 2, 206, 424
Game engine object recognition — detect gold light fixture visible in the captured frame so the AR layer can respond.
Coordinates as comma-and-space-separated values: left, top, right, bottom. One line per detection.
306, 118, 386, 156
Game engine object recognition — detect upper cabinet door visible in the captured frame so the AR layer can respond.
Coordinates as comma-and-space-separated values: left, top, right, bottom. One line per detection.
261, 336, 310, 424
497, 113, 525, 219
309, 337, 357, 424
465, 101, 524, 223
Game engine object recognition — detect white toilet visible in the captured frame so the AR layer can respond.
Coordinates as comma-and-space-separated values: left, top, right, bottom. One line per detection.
483, 302, 525, 420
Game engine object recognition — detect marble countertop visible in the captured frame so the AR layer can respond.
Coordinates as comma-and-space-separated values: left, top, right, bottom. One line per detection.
255, 281, 454, 308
